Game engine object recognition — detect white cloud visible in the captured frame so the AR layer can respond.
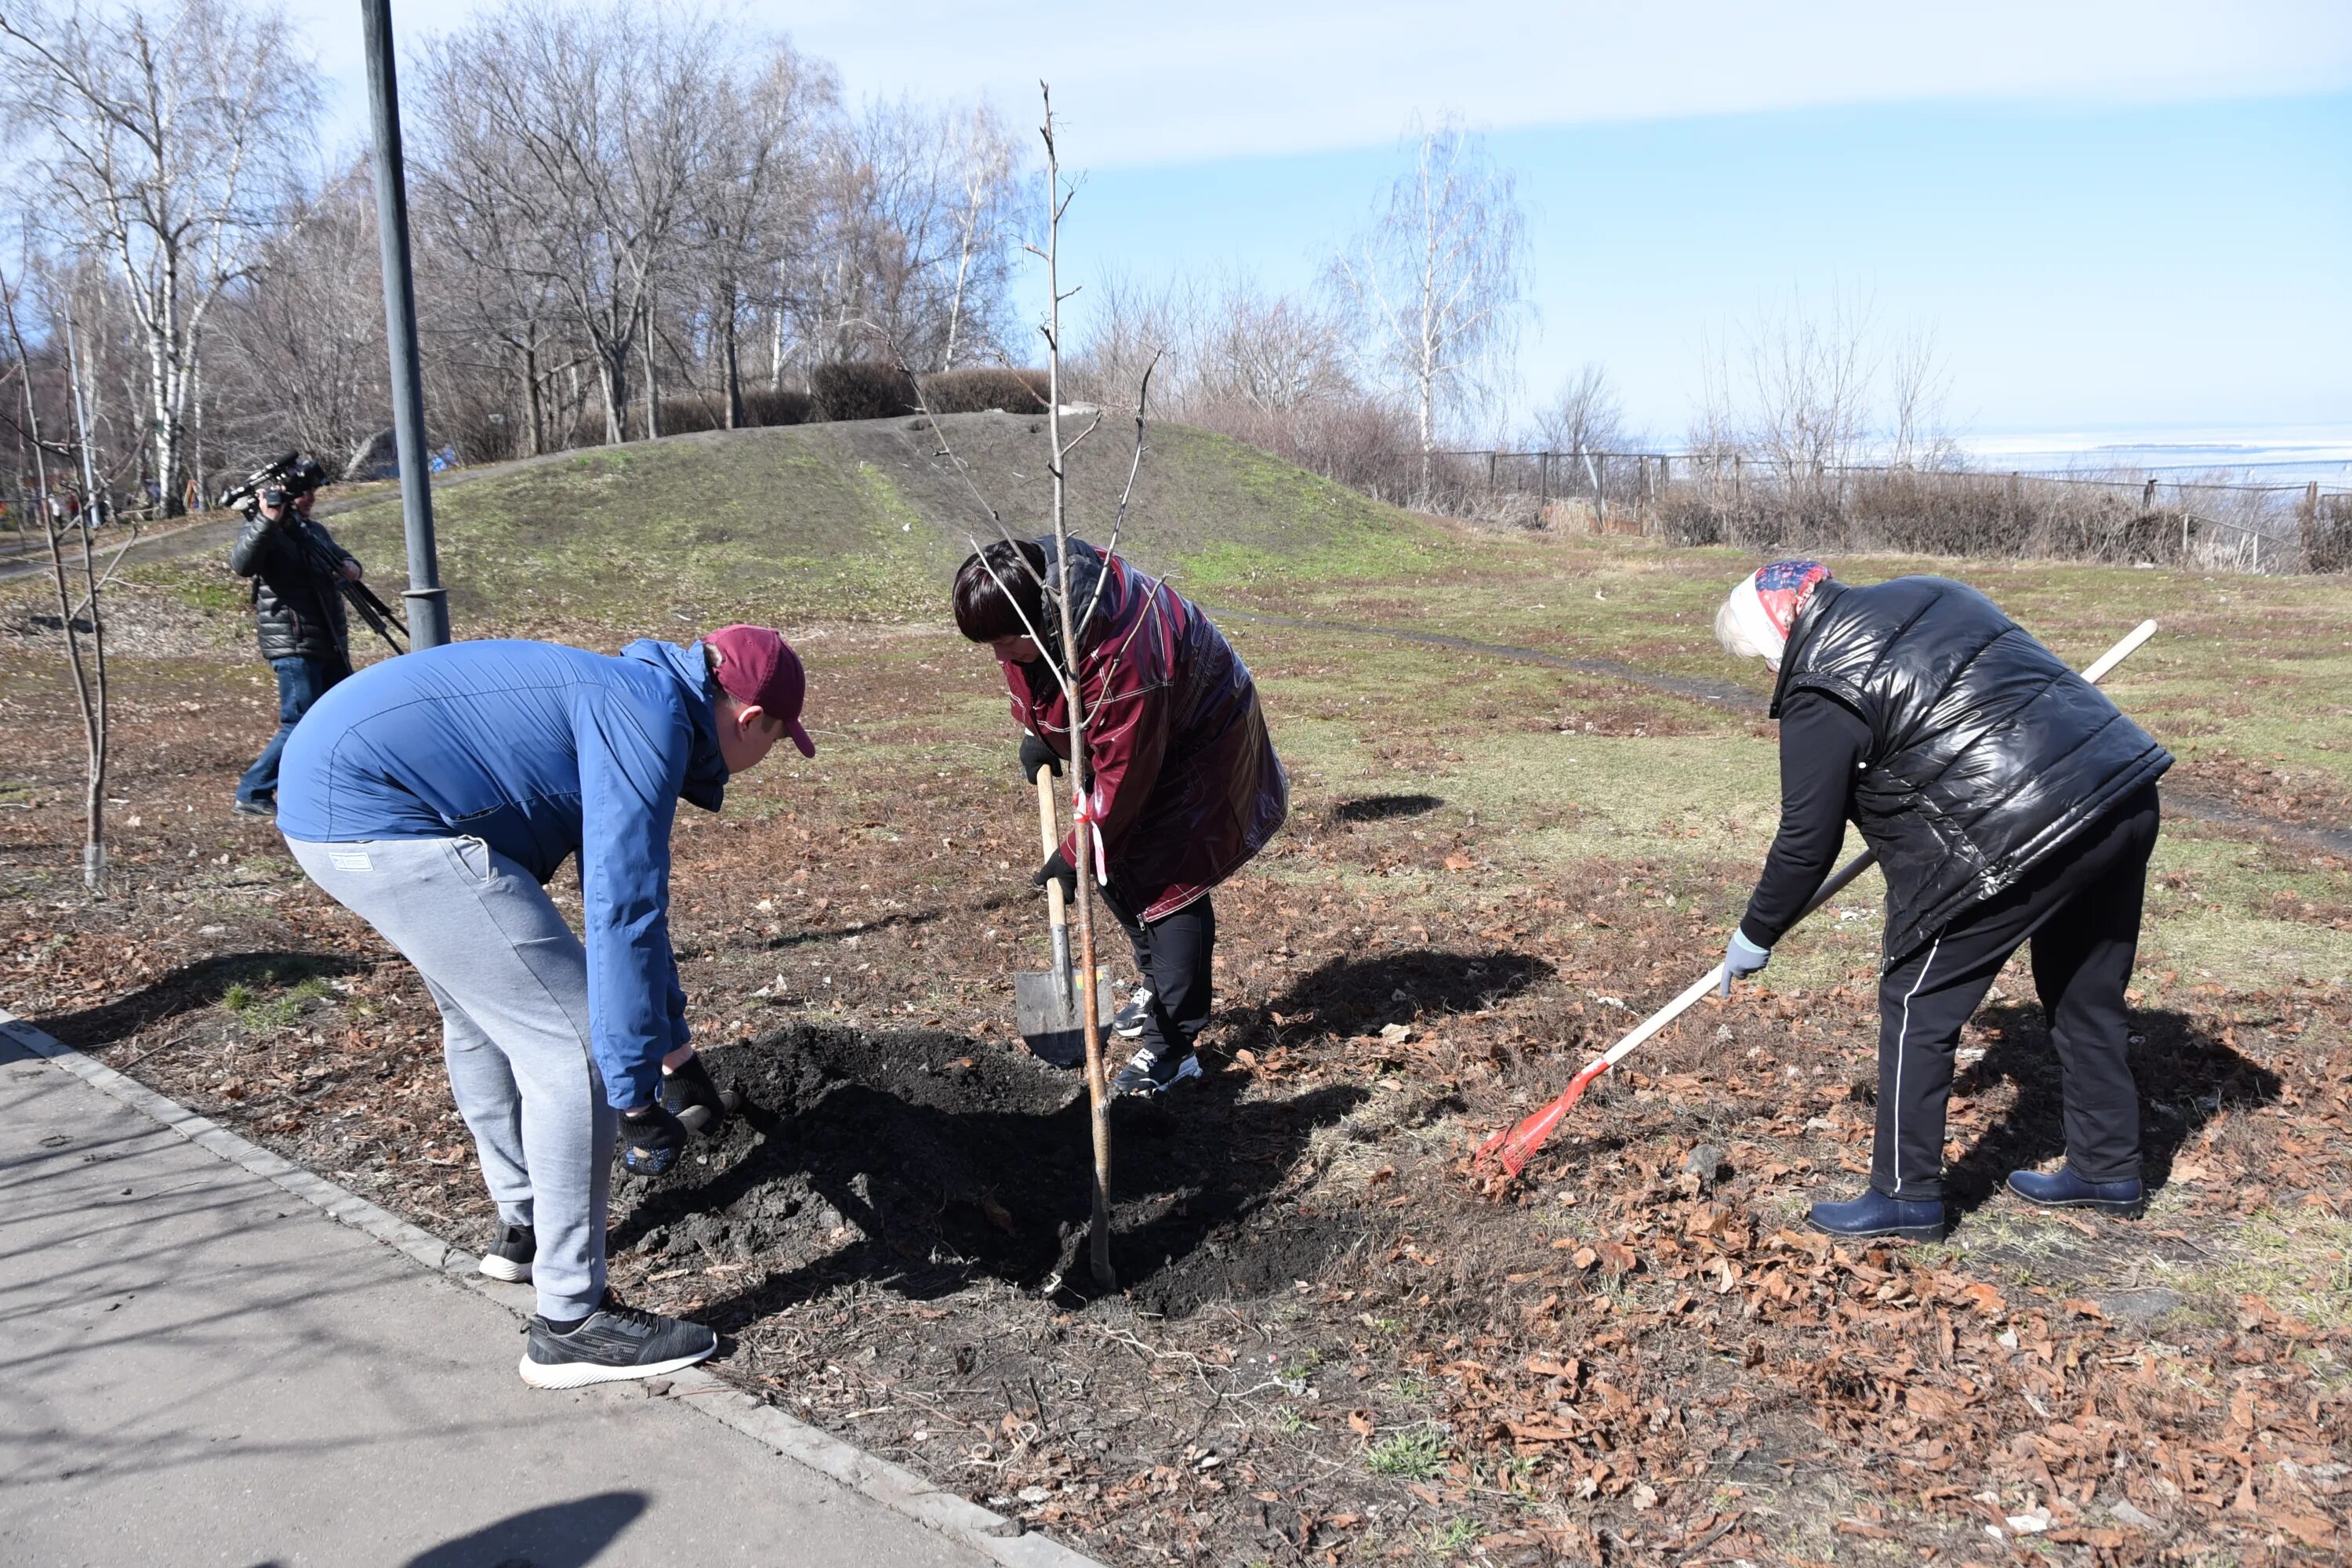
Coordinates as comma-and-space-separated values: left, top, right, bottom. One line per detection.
286, 0, 2352, 167
783, 0, 2352, 165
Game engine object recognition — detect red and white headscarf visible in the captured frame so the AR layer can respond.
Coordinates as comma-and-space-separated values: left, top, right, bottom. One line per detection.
1715, 559, 1831, 669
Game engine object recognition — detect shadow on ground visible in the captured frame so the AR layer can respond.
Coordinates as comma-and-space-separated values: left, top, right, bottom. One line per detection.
31, 950, 364, 1051
1944, 1003, 2284, 1216
402, 1490, 648, 1568
1224, 946, 1556, 1047
1326, 793, 1443, 825
611, 1023, 1367, 1323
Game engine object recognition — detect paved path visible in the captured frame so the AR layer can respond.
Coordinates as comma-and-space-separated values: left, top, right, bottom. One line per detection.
0, 1029, 993, 1568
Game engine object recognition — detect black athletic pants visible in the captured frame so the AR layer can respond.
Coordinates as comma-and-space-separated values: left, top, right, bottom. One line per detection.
1109, 892, 1216, 1061
1873, 785, 2160, 1202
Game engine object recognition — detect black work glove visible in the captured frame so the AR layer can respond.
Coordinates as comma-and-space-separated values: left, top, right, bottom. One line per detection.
619, 1102, 687, 1175
661, 1051, 731, 1134
1033, 848, 1076, 902
1020, 733, 1062, 782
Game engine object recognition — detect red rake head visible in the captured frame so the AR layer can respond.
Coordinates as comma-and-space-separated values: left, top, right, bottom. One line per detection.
1471, 1060, 1609, 1179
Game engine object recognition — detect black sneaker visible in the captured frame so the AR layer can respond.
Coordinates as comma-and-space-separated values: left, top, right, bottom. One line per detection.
231, 796, 274, 818
1109, 1043, 1202, 1097
1110, 985, 1155, 1039
519, 1297, 717, 1389
477, 1221, 534, 1283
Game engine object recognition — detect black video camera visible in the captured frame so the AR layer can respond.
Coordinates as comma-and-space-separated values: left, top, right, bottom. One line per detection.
219, 451, 329, 517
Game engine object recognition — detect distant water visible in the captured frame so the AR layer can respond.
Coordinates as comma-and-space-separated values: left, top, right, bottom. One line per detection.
1961, 426, 2352, 491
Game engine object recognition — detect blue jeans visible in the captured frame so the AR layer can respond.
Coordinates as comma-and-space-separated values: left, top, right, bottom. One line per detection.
236, 655, 344, 805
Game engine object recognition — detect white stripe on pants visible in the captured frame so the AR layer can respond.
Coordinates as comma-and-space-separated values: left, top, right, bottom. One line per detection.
286, 834, 616, 1319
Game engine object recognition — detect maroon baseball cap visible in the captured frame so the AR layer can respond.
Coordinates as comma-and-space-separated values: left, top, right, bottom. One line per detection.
704, 624, 815, 757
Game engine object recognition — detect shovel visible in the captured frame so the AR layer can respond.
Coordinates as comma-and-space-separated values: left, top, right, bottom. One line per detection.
1474, 618, 2159, 1181
1015, 766, 1112, 1066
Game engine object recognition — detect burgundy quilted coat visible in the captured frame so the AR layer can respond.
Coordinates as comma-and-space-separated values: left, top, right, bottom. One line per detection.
1003, 539, 1287, 923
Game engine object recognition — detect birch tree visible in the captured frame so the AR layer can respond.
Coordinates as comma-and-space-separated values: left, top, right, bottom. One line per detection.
1330, 119, 1527, 499
0, 0, 317, 514
937, 103, 1020, 372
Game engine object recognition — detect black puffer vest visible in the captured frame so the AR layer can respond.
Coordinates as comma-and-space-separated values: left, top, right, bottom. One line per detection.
1771, 576, 2171, 961
229, 510, 354, 665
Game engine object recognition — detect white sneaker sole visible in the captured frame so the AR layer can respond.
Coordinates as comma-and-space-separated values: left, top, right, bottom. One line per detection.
1116, 1056, 1203, 1097
477, 1254, 531, 1283
517, 1341, 716, 1390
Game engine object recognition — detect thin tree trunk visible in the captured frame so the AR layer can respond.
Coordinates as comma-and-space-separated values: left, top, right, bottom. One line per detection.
642, 293, 659, 441
524, 336, 546, 456
771, 260, 786, 393
1037, 93, 1115, 1293
598, 346, 626, 445
723, 290, 742, 430
63, 309, 109, 890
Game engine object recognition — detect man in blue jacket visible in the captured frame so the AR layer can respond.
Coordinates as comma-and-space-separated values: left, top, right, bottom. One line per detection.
278, 626, 813, 1387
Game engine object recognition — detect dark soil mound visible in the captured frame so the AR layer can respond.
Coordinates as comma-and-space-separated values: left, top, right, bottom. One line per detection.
612, 1023, 1366, 1320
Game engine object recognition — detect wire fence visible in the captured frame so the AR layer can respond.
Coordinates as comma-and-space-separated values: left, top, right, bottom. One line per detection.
1349, 448, 2352, 575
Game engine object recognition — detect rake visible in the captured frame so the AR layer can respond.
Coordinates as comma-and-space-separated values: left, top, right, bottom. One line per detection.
1473, 618, 2159, 1181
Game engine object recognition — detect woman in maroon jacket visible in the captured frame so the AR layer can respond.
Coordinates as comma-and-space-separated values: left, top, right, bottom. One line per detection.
954, 537, 1288, 1094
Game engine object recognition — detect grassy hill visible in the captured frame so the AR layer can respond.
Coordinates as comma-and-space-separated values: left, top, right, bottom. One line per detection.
316, 413, 1449, 630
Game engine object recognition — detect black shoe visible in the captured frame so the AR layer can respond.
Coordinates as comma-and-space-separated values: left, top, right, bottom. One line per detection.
231, 796, 274, 818
2006, 1167, 2146, 1218
477, 1221, 534, 1283
1110, 985, 1154, 1039
1109, 1044, 1202, 1097
519, 1297, 717, 1389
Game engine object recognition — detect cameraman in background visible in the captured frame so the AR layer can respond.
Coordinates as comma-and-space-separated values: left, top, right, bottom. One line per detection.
230, 456, 365, 818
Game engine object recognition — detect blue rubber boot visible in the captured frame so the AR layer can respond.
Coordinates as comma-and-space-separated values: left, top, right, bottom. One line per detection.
1808, 1189, 1947, 1242
2005, 1167, 2145, 1218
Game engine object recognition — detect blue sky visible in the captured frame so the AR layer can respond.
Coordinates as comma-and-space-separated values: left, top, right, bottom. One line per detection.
1059, 93, 2352, 441
299, 2, 2352, 443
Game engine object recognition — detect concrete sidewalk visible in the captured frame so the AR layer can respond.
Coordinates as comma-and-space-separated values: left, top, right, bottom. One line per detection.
0, 1028, 1001, 1568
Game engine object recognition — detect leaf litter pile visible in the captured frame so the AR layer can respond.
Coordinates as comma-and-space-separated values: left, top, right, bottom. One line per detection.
4, 615, 2350, 1566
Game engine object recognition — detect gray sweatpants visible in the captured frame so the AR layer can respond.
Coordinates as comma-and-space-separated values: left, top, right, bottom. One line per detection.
286, 834, 615, 1320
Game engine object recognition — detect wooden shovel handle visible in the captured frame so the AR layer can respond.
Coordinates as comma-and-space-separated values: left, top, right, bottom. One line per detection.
1035, 765, 1067, 931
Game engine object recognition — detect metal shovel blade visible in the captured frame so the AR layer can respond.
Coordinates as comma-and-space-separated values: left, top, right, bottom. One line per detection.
1015, 965, 1114, 1069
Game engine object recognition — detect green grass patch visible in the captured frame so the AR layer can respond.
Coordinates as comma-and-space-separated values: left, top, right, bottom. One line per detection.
1366, 1426, 1447, 1479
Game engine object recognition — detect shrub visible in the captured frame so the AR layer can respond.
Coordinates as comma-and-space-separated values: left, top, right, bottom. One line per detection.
739, 386, 813, 428
919, 367, 1050, 415
653, 394, 725, 434
811, 361, 920, 423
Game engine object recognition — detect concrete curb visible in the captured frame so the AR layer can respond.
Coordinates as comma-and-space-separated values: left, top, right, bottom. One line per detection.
0, 1007, 1103, 1568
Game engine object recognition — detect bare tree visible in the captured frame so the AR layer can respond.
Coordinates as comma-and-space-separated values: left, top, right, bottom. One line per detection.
2, 262, 109, 891
208, 169, 389, 470
1886, 321, 1955, 470
413, 4, 720, 445
1733, 286, 1877, 477
1066, 270, 1196, 408
0, 0, 318, 514
1330, 118, 1528, 496
895, 89, 1152, 1291
1191, 275, 1352, 415
937, 103, 1021, 372
806, 95, 1025, 374
688, 40, 832, 427
1533, 361, 1625, 459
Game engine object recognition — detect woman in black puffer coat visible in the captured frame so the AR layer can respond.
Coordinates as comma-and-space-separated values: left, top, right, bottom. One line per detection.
1713, 561, 2170, 1241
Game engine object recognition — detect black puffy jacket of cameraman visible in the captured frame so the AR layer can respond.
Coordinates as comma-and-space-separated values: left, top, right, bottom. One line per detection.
230, 509, 359, 665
